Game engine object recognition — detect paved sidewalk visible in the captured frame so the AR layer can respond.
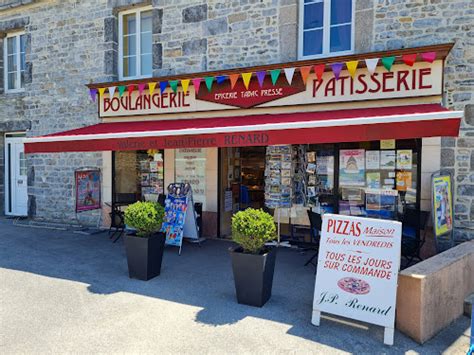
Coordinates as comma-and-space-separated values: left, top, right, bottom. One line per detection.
0, 218, 471, 354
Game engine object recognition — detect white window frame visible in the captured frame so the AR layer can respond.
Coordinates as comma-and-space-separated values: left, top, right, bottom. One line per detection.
298, 0, 355, 60
118, 6, 153, 80
3, 31, 26, 93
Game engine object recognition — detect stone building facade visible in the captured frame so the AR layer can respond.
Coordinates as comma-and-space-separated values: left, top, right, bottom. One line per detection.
0, 0, 472, 238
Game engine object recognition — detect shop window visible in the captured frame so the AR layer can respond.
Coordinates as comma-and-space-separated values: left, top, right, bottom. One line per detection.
4, 32, 26, 92
113, 150, 164, 204
338, 140, 419, 220
299, 0, 354, 59
118, 7, 153, 80
174, 148, 207, 209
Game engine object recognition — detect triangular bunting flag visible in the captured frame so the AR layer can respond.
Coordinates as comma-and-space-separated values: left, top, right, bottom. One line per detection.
241, 72, 252, 89
331, 63, 343, 80
270, 69, 281, 85
148, 82, 156, 96
89, 88, 97, 102
346, 61, 359, 78
314, 64, 325, 81
98, 87, 106, 97
181, 79, 190, 94
402, 54, 417, 66
192, 78, 202, 93
364, 58, 379, 75
108, 86, 116, 98
216, 75, 227, 85
127, 84, 134, 96
169, 80, 179, 93
138, 83, 146, 96
421, 51, 436, 63
229, 74, 239, 89
381, 56, 396, 71
204, 76, 214, 92
256, 71, 266, 87
118, 85, 126, 97
299, 66, 312, 85
284, 67, 295, 85
159, 81, 168, 94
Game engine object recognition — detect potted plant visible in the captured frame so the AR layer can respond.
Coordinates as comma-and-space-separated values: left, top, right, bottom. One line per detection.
229, 208, 277, 307
124, 201, 165, 281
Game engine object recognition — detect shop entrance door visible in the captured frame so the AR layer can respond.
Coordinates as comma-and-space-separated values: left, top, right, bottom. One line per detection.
4, 134, 28, 216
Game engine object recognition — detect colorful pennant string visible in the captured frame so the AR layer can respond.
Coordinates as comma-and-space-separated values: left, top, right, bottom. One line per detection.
364, 58, 379, 75
169, 80, 179, 93
284, 68, 295, 85
181, 79, 190, 94
346, 61, 359, 78
270, 69, 281, 85
331, 63, 343, 80
216, 75, 227, 84
138, 83, 146, 96
118, 85, 126, 97
204, 76, 214, 92
241, 73, 252, 89
89, 88, 97, 102
159, 81, 168, 94
381, 56, 396, 71
90, 50, 437, 99
314, 64, 325, 81
256, 71, 266, 87
229, 74, 239, 89
192, 78, 202, 93
299, 66, 312, 85
402, 54, 417, 66
421, 51, 436, 63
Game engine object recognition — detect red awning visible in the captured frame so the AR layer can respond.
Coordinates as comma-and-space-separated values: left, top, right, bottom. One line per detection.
25, 104, 462, 154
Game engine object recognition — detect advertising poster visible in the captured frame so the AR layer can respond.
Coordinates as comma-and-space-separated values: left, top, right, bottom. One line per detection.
75, 170, 101, 212
365, 151, 380, 170
312, 214, 402, 344
161, 183, 190, 247
396, 150, 412, 170
432, 174, 453, 236
339, 149, 365, 186
380, 151, 396, 170
366, 172, 381, 188
175, 148, 206, 208
380, 139, 395, 149
396, 171, 412, 191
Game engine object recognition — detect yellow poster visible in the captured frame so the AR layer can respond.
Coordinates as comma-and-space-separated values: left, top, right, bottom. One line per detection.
396, 171, 412, 191
380, 139, 395, 149
432, 175, 453, 236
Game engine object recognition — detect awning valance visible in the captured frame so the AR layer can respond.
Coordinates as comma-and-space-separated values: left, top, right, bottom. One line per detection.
25, 104, 462, 154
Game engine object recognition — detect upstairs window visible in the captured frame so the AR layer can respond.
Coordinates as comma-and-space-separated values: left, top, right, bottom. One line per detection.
4, 32, 26, 92
299, 0, 354, 59
118, 7, 153, 80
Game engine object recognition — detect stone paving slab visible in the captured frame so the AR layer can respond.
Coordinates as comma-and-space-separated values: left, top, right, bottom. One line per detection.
0, 218, 471, 354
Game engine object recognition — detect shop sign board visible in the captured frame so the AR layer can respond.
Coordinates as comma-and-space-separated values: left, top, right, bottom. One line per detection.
75, 170, 101, 212
99, 61, 443, 118
312, 214, 402, 345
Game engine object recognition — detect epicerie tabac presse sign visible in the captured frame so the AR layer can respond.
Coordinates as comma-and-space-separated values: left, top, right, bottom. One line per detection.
312, 214, 401, 341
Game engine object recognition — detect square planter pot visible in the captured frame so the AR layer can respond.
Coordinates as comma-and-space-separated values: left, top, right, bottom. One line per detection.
229, 246, 277, 307
124, 232, 165, 281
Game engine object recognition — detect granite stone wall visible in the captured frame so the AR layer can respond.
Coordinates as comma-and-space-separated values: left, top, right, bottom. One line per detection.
371, 0, 474, 240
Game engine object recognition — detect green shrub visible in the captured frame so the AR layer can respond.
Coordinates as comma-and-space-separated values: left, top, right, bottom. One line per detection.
124, 201, 165, 237
231, 208, 277, 254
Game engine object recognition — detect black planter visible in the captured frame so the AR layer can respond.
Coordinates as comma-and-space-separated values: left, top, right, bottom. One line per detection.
229, 246, 277, 307
124, 232, 165, 281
